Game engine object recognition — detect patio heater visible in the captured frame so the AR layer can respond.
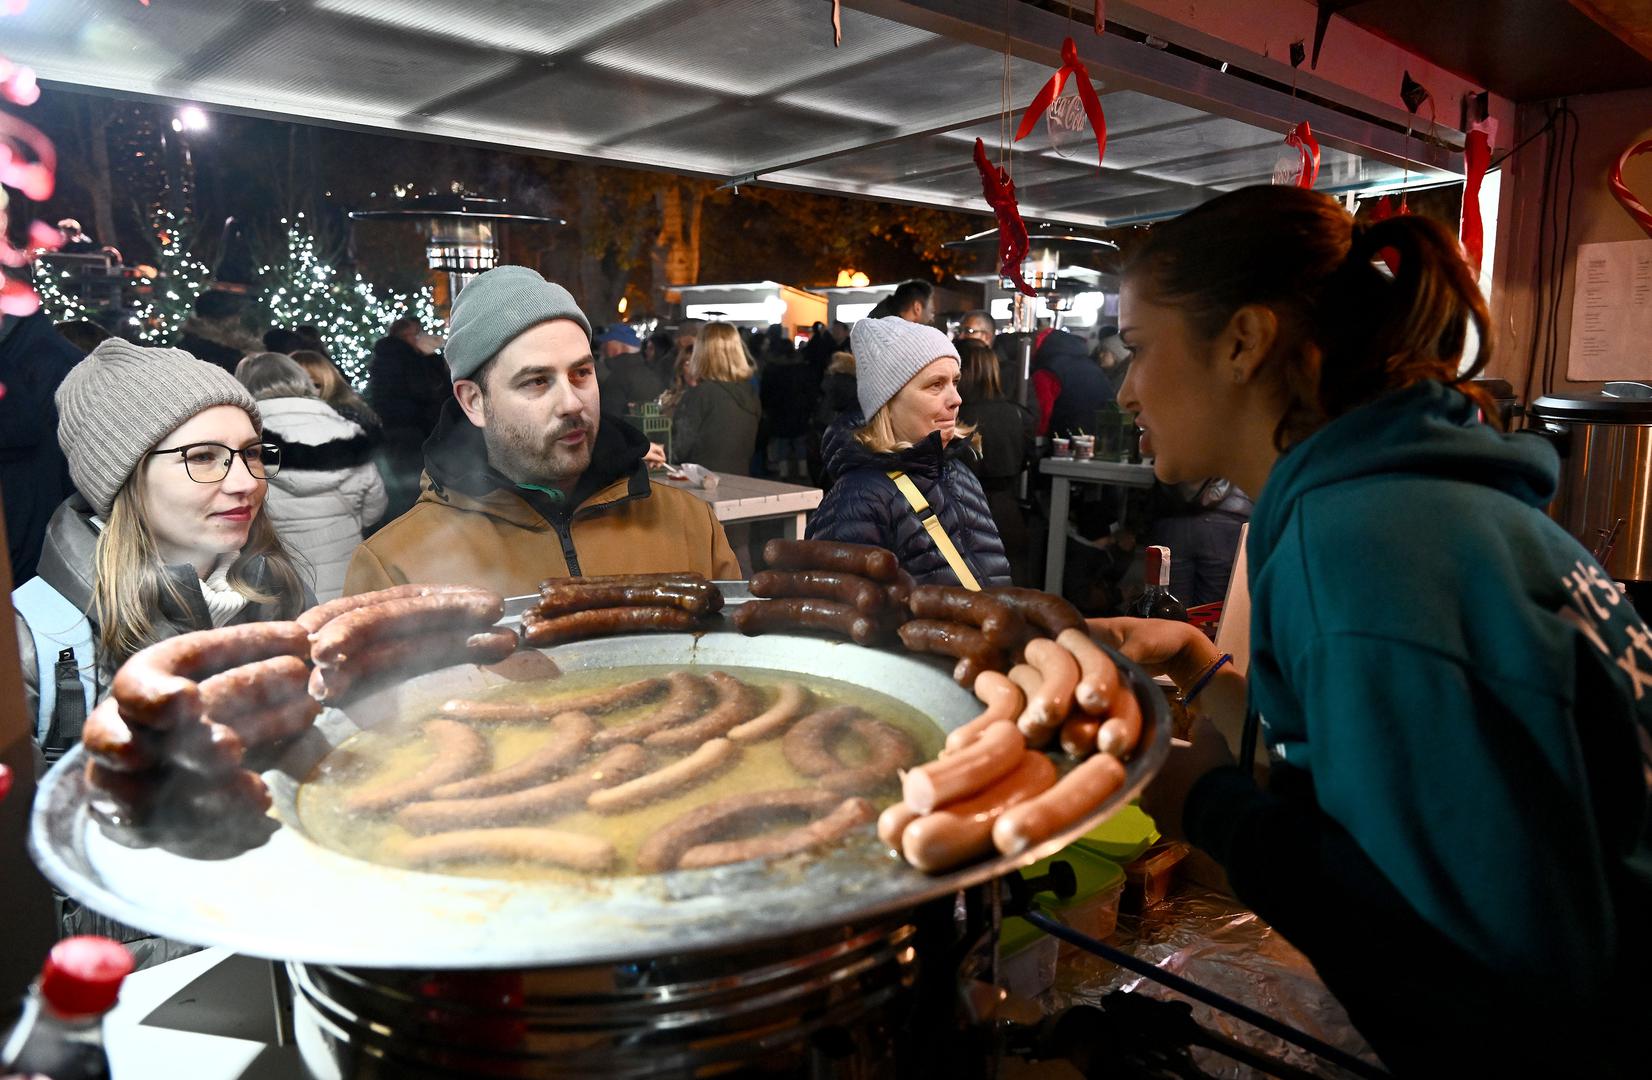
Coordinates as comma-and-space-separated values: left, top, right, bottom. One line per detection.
349, 192, 560, 313
945, 229, 1120, 407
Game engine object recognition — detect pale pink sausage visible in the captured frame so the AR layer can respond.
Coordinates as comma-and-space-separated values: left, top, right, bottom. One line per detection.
944, 671, 1026, 753
991, 752, 1127, 856
1096, 681, 1144, 758
1056, 628, 1120, 715
1022, 638, 1079, 733
901, 720, 1024, 814
900, 751, 1059, 873
586, 738, 738, 812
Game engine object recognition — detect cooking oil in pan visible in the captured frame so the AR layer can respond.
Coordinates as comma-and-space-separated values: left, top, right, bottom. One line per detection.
296, 666, 944, 881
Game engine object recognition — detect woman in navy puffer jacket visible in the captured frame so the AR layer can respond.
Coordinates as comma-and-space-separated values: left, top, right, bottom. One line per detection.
807, 317, 1010, 587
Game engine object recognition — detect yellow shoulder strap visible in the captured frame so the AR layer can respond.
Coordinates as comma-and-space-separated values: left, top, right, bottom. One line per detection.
886, 470, 981, 591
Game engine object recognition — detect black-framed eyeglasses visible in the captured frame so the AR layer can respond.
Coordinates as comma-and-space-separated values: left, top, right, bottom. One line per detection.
147, 442, 281, 483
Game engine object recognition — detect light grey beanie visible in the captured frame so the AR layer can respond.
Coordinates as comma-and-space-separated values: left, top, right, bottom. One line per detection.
444, 265, 593, 383
55, 338, 261, 517
850, 316, 961, 420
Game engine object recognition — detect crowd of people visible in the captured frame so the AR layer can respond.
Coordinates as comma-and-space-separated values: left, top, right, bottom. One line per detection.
2, 184, 1648, 1073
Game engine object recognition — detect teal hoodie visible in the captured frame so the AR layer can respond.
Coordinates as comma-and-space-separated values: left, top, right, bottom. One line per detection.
1183, 381, 1651, 1072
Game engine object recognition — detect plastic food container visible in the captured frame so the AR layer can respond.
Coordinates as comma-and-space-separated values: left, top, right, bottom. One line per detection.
1123, 840, 1191, 911
1000, 845, 1127, 993
1075, 804, 1159, 865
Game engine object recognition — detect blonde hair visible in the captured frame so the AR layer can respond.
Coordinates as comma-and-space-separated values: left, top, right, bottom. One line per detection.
854, 406, 977, 455
291, 350, 380, 429
692, 322, 754, 383
93, 466, 308, 667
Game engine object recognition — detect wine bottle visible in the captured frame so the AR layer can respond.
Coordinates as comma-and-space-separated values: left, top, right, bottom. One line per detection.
1136, 545, 1188, 621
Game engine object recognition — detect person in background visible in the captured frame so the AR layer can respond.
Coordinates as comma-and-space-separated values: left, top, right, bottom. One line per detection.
367, 315, 449, 522
294, 324, 328, 358
658, 320, 704, 417
956, 309, 996, 347
262, 327, 304, 354
236, 353, 386, 601
345, 267, 738, 597
53, 320, 111, 353
760, 332, 817, 481
889, 279, 936, 325
16, 340, 308, 743
0, 312, 84, 584
957, 338, 1034, 584
1143, 478, 1252, 607
672, 322, 760, 478
1030, 327, 1115, 438
1097, 185, 1651, 1074
812, 349, 858, 486
810, 318, 1009, 587
177, 287, 258, 375
595, 324, 667, 412
290, 349, 382, 443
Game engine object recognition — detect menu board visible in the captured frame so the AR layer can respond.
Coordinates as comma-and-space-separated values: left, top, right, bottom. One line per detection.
1567, 239, 1652, 381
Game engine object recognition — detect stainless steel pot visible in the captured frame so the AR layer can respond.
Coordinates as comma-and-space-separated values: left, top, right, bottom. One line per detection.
1530, 385, 1652, 580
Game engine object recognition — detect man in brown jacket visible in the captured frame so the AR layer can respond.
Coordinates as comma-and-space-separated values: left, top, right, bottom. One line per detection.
343, 267, 739, 597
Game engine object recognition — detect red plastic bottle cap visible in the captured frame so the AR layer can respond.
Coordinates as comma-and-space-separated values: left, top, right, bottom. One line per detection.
0, 762, 12, 803
39, 937, 134, 1016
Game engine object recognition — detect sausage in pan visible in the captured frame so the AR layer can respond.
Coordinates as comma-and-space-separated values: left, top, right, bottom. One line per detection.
590, 671, 712, 748
900, 750, 1059, 873
992, 752, 1127, 856
396, 744, 648, 834
726, 681, 810, 743
897, 620, 1002, 688
814, 719, 921, 796
644, 672, 762, 748
297, 584, 487, 634
944, 671, 1026, 753
113, 622, 310, 729
634, 788, 841, 873
430, 711, 597, 799
731, 598, 879, 645
199, 654, 311, 718
521, 606, 702, 647
535, 579, 721, 618
344, 719, 490, 814
1022, 638, 1080, 732
749, 570, 885, 614
988, 587, 1086, 639
908, 586, 1026, 650
762, 539, 899, 582
312, 592, 504, 666
442, 676, 667, 722
1055, 628, 1121, 715
676, 796, 875, 870
310, 629, 518, 704
901, 719, 1023, 814
587, 737, 738, 812
1096, 680, 1144, 759
877, 800, 922, 851
397, 827, 616, 873
1059, 714, 1102, 758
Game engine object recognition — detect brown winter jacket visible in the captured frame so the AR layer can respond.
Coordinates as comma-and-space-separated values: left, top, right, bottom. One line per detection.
343, 399, 739, 598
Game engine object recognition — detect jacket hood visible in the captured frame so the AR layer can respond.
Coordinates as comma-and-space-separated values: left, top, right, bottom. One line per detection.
821, 409, 974, 483
419, 397, 653, 527
180, 316, 260, 353
1032, 329, 1091, 370
1250, 380, 1559, 559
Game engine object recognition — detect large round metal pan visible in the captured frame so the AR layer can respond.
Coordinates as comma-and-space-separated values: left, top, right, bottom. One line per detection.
31, 631, 1168, 969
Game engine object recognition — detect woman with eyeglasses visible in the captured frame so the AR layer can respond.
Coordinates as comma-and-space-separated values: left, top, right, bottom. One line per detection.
13, 339, 309, 763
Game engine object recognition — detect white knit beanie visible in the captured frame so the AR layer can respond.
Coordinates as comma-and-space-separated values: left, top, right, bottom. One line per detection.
55, 338, 261, 517
850, 317, 960, 420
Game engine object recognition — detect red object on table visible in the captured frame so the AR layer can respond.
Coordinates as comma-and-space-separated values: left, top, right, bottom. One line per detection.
972, 138, 1036, 297
1014, 36, 1107, 168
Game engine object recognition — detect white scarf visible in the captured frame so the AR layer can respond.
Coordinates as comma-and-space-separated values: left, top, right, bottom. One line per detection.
199, 555, 250, 627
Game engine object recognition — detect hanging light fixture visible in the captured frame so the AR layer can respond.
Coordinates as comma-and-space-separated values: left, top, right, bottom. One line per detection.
350, 192, 562, 310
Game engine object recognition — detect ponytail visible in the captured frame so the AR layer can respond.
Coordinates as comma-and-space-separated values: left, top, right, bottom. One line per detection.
1125, 186, 1495, 450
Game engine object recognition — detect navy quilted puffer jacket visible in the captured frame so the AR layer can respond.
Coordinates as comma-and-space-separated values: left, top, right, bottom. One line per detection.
809, 413, 1011, 587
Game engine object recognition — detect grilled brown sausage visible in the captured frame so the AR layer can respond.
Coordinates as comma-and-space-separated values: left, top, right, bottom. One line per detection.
441, 676, 667, 722
748, 570, 885, 614
309, 629, 519, 704
884, 568, 917, 611
634, 787, 842, 873
731, 598, 879, 645
167, 717, 246, 775
761, 539, 899, 582
521, 606, 702, 647
780, 706, 863, 776
112, 622, 311, 729
83, 698, 160, 773
908, 586, 1026, 651
987, 587, 1086, 639
296, 584, 487, 634
587, 737, 738, 812
781, 707, 919, 795
726, 681, 811, 743
535, 579, 722, 618
311, 591, 504, 667
590, 672, 712, 748
396, 745, 649, 834
643, 672, 763, 748
199, 655, 311, 718
397, 828, 616, 873
429, 711, 597, 799
676, 796, 875, 870
234, 694, 323, 747
897, 620, 1003, 688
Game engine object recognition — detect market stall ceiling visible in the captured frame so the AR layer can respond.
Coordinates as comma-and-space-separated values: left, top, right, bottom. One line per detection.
8, 0, 1453, 227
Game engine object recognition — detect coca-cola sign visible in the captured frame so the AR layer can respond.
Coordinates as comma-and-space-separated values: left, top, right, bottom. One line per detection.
1046, 89, 1088, 159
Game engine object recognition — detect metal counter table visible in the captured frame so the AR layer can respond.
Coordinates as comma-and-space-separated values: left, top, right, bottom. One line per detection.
656, 472, 823, 539
1041, 457, 1159, 594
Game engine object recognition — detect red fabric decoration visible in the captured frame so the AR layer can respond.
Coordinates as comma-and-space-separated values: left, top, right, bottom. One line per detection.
1014, 36, 1107, 167
1460, 118, 1496, 272
1609, 137, 1652, 239
1284, 121, 1320, 189
973, 138, 1036, 297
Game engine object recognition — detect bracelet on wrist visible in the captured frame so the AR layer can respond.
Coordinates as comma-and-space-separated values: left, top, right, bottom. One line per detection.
1179, 653, 1233, 708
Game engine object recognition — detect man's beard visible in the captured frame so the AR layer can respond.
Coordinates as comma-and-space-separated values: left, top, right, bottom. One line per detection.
481, 407, 596, 489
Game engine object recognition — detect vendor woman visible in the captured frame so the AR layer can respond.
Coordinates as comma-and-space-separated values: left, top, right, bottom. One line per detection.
808, 317, 1010, 588
1097, 185, 1649, 1075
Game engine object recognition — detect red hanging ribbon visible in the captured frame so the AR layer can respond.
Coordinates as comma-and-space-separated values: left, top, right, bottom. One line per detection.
1460, 118, 1496, 273
1609, 137, 1652, 239
1094, 0, 1105, 35
973, 138, 1036, 297
1014, 36, 1107, 167
1284, 121, 1320, 189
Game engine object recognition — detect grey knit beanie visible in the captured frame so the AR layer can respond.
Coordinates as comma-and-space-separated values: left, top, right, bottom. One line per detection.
55, 338, 261, 517
850, 316, 960, 419
444, 266, 593, 383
